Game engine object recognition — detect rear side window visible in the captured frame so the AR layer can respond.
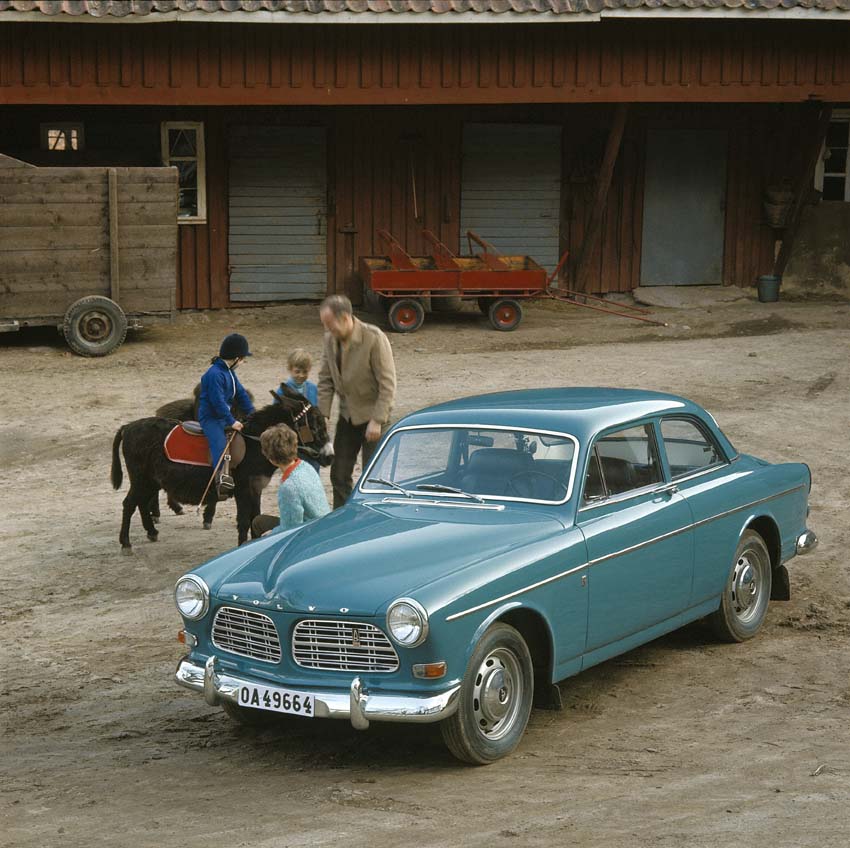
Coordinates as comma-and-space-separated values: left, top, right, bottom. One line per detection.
660, 417, 724, 478
584, 423, 663, 500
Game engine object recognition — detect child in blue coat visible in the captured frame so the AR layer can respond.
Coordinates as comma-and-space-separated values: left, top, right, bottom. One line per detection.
199, 333, 256, 493
274, 348, 320, 471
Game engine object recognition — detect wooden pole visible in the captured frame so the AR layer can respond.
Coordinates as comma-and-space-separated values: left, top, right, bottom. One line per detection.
772, 105, 833, 279
572, 103, 630, 291
107, 167, 120, 304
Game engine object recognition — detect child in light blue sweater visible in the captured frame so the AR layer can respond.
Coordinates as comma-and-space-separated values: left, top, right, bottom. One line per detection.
250, 424, 330, 538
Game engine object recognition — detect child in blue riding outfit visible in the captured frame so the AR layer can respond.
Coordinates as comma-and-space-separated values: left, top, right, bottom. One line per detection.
199, 333, 256, 494
274, 348, 320, 472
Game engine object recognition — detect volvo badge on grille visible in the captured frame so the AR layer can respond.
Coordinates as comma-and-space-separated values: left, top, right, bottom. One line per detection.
351, 628, 361, 648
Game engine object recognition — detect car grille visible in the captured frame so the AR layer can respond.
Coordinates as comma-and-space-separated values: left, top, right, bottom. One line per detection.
211, 606, 282, 663
292, 619, 399, 673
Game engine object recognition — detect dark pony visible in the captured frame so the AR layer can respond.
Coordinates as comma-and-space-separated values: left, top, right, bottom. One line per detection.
112, 387, 332, 553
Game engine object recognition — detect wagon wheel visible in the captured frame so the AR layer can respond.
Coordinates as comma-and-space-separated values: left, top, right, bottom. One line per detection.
488, 299, 523, 332
62, 296, 128, 357
387, 299, 425, 334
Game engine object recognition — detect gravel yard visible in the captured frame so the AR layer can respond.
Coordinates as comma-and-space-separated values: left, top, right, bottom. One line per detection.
2, 293, 848, 848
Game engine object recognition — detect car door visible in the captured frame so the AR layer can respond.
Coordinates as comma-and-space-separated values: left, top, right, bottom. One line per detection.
657, 414, 736, 609
576, 421, 695, 665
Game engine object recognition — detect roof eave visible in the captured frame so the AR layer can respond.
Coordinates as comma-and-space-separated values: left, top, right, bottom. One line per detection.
0, 7, 848, 24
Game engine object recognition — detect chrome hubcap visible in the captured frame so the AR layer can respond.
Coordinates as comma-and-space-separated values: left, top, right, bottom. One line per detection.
471, 648, 522, 740
729, 550, 765, 624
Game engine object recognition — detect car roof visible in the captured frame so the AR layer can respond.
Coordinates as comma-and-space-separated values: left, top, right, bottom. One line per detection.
395, 387, 716, 443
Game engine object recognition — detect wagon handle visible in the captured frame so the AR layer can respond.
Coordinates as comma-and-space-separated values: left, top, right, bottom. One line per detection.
546, 249, 571, 288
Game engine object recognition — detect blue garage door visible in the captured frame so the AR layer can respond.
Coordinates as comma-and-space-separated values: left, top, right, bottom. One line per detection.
228, 126, 327, 301
460, 123, 562, 270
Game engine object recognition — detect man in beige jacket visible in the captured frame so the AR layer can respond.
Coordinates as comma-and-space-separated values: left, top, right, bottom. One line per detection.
318, 294, 397, 508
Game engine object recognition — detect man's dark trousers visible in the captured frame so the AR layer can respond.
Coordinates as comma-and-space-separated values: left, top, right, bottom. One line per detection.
330, 416, 380, 509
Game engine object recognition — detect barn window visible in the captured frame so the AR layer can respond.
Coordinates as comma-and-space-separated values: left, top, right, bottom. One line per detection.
815, 111, 850, 202
40, 123, 84, 152
161, 121, 207, 223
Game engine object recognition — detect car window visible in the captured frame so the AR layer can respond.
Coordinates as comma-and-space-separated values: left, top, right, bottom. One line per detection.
660, 417, 724, 478
584, 423, 663, 500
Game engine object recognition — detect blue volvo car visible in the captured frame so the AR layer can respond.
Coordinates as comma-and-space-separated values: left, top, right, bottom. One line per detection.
174, 388, 818, 763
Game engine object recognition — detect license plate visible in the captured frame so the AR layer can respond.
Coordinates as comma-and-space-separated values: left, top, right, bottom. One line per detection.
237, 683, 315, 717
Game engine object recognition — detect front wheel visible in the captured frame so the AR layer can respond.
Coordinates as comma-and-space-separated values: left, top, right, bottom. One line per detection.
440, 622, 534, 764
710, 530, 772, 642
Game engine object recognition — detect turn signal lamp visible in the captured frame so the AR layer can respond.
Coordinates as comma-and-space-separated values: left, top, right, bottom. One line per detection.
413, 662, 447, 679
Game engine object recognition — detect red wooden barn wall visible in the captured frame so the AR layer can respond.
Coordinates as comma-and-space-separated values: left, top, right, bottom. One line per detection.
2, 21, 850, 105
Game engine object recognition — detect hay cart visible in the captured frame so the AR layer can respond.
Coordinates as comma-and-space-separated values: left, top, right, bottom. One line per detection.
360, 229, 567, 333
0, 153, 177, 356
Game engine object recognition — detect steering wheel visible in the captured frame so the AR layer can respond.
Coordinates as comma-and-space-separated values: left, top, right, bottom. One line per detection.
506, 471, 568, 500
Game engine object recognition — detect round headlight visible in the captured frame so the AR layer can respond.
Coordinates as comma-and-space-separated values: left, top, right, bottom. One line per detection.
386, 598, 429, 647
174, 575, 209, 620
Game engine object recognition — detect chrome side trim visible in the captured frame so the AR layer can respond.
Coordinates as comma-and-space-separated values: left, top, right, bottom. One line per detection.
445, 562, 587, 621
175, 656, 461, 727
796, 529, 818, 555
587, 524, 693, 566
689, 485, 806, 531
446, 484, 808, 623
358, 422, 580, 506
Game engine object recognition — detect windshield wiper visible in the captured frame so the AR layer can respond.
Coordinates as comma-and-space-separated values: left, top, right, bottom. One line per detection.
416, 484, 485, 504
367, 477, 412, 498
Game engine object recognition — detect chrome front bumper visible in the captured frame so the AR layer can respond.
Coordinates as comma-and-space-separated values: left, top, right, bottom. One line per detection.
796, 529, 818, 556
175, 655, 460, 730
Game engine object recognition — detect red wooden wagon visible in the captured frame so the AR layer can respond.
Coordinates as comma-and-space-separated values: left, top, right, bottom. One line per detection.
359, 229, 568, 333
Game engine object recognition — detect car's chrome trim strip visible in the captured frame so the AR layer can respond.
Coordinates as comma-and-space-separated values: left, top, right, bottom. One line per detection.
358, 422, 580, 506
445, 562, 587, 621
446, 484, 806, 622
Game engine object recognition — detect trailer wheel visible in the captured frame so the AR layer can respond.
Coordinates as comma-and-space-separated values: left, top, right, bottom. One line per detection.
388, 299, 425, 333
63, 296, 128, 357
488, 299, 523, 331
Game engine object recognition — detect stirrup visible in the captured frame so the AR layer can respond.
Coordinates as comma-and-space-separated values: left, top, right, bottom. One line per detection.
216, 473, 235, 498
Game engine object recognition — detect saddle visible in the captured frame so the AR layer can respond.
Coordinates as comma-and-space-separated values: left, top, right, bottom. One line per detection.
164, 423, 246, 470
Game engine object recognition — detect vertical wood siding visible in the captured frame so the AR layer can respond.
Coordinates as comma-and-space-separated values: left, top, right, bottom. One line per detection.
3, 22, 850, 106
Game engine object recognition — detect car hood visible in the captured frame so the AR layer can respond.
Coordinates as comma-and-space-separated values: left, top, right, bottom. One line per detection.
204, 501, 567, 615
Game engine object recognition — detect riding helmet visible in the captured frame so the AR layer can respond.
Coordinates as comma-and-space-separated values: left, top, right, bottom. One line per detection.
219, 333, 252, 359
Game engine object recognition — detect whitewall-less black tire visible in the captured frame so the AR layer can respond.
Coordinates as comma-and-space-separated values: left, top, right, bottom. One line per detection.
440, 622, 534, 765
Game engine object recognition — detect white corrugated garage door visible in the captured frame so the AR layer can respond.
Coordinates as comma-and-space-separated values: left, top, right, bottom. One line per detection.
228, 126, 327, 301
460, 123, 562, 270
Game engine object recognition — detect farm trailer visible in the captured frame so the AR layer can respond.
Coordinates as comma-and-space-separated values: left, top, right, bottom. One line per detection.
0, 153, 177, 356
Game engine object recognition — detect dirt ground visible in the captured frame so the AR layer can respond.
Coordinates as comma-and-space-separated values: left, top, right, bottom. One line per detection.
1, 292, 849, 848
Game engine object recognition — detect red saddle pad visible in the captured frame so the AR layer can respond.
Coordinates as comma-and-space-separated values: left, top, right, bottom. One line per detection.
164, 425, 212, 467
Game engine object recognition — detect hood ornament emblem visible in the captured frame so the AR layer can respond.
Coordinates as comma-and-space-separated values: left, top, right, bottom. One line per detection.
308, 605, 316, 612
340, 607, 349, 613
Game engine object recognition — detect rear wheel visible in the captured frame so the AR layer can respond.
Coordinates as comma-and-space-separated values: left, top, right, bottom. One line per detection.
710, 530, 772, 642
63, 295, 128, 357
440, 622, 534, 764
488, 298, 523, 331
387, 298, 425, 333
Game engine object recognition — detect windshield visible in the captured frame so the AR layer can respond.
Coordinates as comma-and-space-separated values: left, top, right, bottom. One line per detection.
361, 426, 578, 504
